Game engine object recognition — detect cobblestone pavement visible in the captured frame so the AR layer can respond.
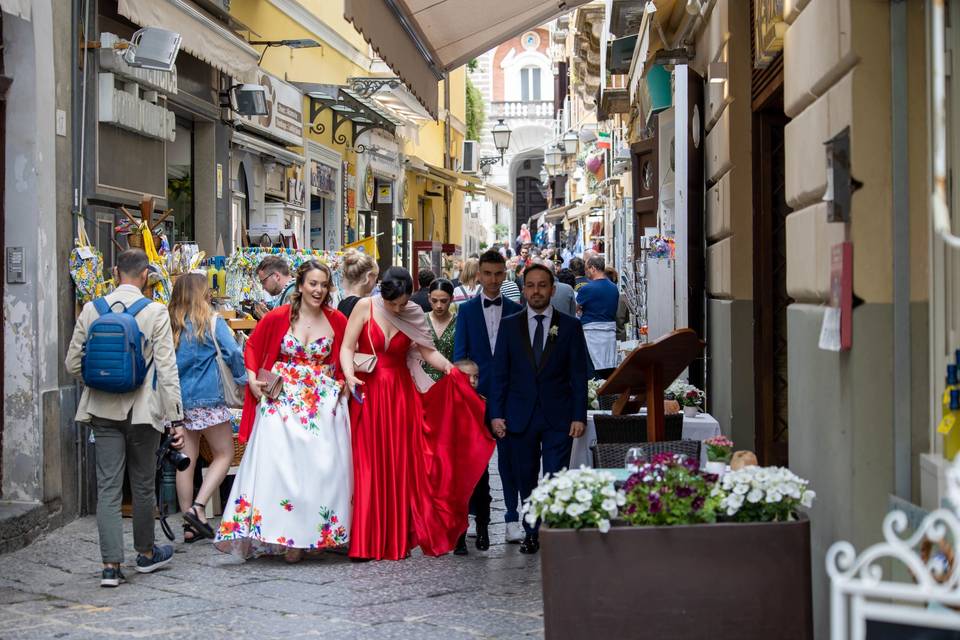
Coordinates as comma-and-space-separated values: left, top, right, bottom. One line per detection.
0, 467, 544, 639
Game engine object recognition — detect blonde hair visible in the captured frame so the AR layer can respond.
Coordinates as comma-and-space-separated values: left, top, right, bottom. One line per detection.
169, 273, 214, 349
342, 249, 378, 287
460, 258, 479, 287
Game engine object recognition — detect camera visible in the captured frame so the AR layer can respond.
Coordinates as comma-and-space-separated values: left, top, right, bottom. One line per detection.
156, 430, 190, 472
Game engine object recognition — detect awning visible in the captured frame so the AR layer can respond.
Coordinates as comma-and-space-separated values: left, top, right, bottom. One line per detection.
407, 159, 486, 195
544, 204, 574, 223
566, 197, 600, 223
296, 83, 407, 152
0, 0, 30, 20
118, 0, 259, 82
483, 183, 513, 206
344, 0, 591, 118
232, 131, 305, 166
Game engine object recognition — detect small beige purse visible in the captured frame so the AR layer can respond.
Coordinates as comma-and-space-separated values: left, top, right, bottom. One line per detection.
353, 302, 378, 373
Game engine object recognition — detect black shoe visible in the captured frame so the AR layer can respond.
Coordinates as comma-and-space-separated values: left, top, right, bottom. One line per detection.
100, 567, 126, 588
518, 534, 540, 555
454, 533, 468, 556
475, 524, 490, 551
135, 544, 174, 574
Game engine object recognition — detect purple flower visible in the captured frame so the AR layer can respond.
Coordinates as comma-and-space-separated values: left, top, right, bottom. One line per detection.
648, 493, 662, 514
681, 456, 699, 472
691, 496, 705, 512
703, 473, 719, 484
675, 485, 694, 498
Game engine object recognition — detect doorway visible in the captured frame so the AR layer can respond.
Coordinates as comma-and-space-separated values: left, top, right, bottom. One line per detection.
752, 86, 792, 468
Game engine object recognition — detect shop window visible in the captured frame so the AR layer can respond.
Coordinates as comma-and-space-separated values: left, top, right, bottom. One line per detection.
168, 121, 194, 241
96, 213, 116, 269
520, 66, 541, 102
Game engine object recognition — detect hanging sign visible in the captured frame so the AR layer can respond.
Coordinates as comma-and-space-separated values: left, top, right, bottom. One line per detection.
401, 180, 410, 213
364, 165, 375, 206
237, 70, 304, 147
377, 183, 393, 204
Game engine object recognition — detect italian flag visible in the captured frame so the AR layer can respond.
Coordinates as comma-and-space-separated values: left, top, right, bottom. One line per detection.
596, 131, 611, 149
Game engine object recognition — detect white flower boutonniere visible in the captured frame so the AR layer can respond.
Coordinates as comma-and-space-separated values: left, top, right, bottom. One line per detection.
548, 325, 560, 341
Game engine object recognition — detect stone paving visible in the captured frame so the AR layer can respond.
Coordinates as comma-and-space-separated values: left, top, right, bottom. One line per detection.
0, 467, 544, 639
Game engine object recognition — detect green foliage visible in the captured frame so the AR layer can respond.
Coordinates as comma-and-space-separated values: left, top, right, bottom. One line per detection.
465, 77, 485, 142
622, 454, 719, 527
479, 241, 488, 250
467, 59, 479, 72
493, 223, 508, 241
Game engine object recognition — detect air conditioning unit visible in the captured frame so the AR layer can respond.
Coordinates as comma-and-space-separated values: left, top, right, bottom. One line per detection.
461, 140, 478, 174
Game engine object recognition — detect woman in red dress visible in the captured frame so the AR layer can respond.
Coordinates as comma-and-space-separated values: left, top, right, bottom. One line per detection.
340, 267, 494, 561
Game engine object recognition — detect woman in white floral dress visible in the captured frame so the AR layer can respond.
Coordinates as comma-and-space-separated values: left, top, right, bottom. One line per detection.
215, 260, 352, 562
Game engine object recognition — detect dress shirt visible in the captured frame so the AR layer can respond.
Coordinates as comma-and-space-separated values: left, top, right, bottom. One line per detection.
481, 292, 504, 354
527, 305, 554, 351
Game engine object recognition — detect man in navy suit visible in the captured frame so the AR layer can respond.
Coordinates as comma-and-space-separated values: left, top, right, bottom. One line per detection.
453, 250, 523, 552
490, 264, 588, 554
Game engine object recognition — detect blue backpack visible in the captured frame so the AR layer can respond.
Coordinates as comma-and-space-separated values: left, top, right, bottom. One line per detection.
81, 297, 152, 393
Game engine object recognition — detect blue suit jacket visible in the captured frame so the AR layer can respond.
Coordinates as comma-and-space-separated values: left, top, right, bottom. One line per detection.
489, 308, 589, 434
453, 295, 522, 400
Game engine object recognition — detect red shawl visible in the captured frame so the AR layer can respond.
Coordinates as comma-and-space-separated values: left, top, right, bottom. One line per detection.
238, 304, 347, 443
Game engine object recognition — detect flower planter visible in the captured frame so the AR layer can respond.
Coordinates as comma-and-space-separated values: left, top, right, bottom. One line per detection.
539, 516, 812, 640
683, 405, 698, 418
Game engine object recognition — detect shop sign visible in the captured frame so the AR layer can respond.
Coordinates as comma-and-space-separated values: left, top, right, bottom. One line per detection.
311, 160, 337, 198
364, 165, 375, 207
377, 183, 393, 204
237, 70, 304, 147
754, 0, 787, 67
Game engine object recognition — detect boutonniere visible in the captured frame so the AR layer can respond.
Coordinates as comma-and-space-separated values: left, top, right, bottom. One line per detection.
548, 325, 560, 342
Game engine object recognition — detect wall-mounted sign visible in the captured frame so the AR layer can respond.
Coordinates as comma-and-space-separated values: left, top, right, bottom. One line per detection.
237, 69, 304, 147
401, 180, 410, 213
377, 183, 393, 204
364, 165, 375, 207
754, 0, 787, 68
311, 160, 337, 198
216, 163, 223, 199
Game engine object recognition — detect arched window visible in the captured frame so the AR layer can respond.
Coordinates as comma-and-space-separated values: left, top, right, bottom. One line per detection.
520, 65, 541, 102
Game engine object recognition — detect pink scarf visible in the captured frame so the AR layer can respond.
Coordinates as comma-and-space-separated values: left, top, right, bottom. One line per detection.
373, 296, 439, 392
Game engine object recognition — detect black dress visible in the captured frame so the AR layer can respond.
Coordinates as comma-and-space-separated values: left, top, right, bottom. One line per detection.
338, 295, 361, 318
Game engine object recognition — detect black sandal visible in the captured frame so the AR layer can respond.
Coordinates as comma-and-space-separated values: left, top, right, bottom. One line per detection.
183, 522, 201, 544
183, 502, 215, 539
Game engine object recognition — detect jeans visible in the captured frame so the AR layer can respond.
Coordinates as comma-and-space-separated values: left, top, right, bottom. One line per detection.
91, 417, 161, 564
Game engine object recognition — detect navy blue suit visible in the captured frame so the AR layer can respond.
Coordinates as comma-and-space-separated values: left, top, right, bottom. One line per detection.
453, 294, 523, 524
489, 307, 589, 535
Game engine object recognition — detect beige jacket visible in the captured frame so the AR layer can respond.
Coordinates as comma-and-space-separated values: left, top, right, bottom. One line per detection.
65, 284, 183, 430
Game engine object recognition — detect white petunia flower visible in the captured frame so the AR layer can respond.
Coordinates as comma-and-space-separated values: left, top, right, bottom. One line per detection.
766, 491, 783, 504
598, 519, 611, 533
801, 490, 816, 508
747, 489, 764, 504
575, 489, 592, 503
601, 498, 617, 512
566, 503, 587, 517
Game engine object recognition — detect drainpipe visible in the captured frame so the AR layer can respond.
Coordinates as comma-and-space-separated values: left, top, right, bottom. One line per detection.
891, 0, 911, 500
444, 72, 452, 245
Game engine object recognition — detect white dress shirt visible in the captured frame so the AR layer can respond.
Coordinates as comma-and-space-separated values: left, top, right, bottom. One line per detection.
481, 292, 504, 354
527, 305, 554, 351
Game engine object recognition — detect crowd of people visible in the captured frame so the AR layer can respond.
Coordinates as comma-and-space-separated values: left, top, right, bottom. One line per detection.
66, 237, 626, 587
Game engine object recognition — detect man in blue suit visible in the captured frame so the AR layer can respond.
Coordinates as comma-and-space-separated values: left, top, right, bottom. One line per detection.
490, 264, 588, 554
453, 250, 523, 552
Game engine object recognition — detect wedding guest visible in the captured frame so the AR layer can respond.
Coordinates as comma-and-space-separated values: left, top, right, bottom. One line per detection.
167, 274, 247, 543
454, 250, 524, 547
215, 260, 352, 563
410, 269, 436, 312
500, 259, 522, 303
253, 256, 295, 319
454, 359, 480, 391
423, 279, 456, 382
338, 249, 378, 318
341, 267, 494, 561
569, 257, 589, 291
453, 258, 481, 303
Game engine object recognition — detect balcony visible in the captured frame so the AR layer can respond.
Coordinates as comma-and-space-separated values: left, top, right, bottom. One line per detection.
490, 101, 556, 120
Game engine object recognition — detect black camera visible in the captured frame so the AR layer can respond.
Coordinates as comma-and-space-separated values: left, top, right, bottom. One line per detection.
156, 431, 190, 472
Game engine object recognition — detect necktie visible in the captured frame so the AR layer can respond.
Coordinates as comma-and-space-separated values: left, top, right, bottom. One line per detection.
533, 315, 545, 366
483, 297, 502, 308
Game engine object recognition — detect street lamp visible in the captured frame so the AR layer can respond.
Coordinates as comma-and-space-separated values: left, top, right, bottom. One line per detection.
491, 118, 512, 162
562, 130, 579, 156
249, 38, 322, 64
544, 144, 563, 169
539, 165, 549, 185
481, 161, 493, 178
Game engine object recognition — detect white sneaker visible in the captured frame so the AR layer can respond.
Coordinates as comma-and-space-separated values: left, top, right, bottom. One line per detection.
466, 518, 477, 538
505, 521, 524, 543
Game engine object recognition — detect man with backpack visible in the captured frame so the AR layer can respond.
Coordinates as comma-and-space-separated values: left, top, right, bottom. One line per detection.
65, 249, 184, 587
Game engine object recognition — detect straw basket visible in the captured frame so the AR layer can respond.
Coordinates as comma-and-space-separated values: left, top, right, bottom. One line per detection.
126, 232, 162, 249
199, 433, 246, 466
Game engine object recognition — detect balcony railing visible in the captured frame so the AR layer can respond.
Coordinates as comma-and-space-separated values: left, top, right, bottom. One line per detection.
490, 101, 556, 119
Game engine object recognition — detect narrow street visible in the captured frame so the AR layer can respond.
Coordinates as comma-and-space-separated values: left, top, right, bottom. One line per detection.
0, 467, 543, 640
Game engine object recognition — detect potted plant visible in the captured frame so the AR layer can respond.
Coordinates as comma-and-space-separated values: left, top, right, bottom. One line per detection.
586, 379, 604, 410
704, 435, 734, 476
536, 457, 815, 640
665, 380, 705, 417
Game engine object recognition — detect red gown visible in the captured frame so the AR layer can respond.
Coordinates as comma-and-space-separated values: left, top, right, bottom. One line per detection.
349, 319, 494, 560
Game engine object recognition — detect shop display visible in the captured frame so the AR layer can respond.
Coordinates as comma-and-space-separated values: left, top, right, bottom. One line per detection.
225, 247, 344, 307
69, 220, 109, 304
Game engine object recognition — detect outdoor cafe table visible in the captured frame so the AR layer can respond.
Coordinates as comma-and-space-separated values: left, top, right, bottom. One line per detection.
569, 409, 722, 469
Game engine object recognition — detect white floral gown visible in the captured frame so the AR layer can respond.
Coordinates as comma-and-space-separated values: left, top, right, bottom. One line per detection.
214, 333, 352, 558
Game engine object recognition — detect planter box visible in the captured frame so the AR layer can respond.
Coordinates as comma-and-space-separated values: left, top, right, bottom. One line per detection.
540, 517, 812, 640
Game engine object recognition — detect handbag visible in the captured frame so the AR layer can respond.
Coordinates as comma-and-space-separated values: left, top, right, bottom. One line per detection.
257, 368, 283, 400
353, 302, 378, 373
211, 316, 245, 408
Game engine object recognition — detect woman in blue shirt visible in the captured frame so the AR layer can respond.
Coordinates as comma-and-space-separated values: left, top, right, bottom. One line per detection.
168, 274, 247, 542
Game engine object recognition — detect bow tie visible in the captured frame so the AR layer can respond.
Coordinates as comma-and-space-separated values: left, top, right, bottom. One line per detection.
483, 297, 502, 308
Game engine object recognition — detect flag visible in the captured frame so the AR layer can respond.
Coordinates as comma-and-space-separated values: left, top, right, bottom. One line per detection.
342, 235, 379, 259
596, 131, 611, 149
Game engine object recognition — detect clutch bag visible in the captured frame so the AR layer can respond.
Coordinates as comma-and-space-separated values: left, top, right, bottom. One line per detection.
257, 368, 283, 400
353, 352, 377, 373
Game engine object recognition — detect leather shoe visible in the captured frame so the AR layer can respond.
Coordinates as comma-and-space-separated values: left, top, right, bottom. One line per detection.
475, 524, 490, 551
518, 534, 539, 554
453, 533, 468, 556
